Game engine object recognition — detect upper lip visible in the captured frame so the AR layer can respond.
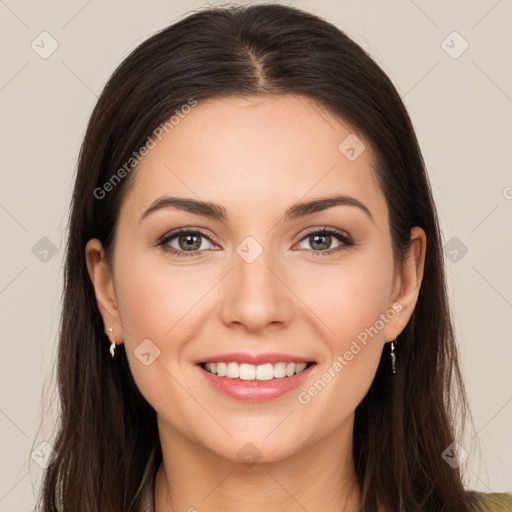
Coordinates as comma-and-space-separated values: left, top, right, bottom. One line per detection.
196, 352, 314, 365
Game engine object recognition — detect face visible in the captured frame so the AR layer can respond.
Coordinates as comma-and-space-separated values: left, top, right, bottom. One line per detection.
86, 94, 424, 465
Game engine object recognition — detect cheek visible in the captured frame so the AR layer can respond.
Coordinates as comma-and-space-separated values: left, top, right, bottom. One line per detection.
115, 250, 213, 341
292, 255, 393, 414
298, 256, 394, 348
112, 253, 217, 408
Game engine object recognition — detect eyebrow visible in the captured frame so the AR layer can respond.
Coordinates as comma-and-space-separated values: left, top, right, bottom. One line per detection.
140, 193, 374, 224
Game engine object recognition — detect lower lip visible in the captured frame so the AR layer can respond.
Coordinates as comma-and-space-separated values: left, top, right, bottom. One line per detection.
197, 364, 316, 402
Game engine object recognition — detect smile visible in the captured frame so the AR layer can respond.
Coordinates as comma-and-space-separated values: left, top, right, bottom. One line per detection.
201, 361, 313, 380
196, 360, 317, 402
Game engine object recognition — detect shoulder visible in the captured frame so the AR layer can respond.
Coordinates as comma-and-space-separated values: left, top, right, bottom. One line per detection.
468, 491, 512, 511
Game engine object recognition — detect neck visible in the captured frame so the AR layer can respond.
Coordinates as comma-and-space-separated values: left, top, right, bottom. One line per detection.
154, 415, 362, 512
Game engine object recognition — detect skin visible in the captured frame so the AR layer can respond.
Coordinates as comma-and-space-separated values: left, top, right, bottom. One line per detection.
86, 94, 426, 512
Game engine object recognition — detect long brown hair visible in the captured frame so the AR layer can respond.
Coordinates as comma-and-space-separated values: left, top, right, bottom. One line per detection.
36, 3, 478, 510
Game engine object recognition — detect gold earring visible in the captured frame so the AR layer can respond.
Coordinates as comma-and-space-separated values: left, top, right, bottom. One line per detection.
107, 327, 116, 358
390, 338, 397, 374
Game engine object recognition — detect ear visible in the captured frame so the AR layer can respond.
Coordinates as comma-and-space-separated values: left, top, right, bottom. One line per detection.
384, 226, 426, 341
85, 238, 124, 348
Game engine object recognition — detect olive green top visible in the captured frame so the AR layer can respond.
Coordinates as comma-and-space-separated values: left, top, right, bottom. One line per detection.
470, 491, 512, 511
134, 449, 512, 511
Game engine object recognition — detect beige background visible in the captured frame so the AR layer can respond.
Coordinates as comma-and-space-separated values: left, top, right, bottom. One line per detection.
1, 0, 511, 509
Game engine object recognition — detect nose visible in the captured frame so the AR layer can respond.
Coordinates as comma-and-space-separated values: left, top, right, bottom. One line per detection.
219, 243, 293, 333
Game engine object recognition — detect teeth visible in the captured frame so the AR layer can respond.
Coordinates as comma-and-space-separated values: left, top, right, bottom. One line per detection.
255, 363, 273, 381
226, 362, 239, 378
203, 361, 310, 380
240, 363, 255, 380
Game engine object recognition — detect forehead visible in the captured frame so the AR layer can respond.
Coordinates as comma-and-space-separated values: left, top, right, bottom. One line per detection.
120, 94, 386, 225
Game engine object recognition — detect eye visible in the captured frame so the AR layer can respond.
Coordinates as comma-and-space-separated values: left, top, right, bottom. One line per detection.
157, 226, 353, 258
295, 227, 354, 256
157, 228, 217, 257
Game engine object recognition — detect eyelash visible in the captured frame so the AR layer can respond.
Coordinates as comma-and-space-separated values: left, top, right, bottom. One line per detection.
156, 227, 354, 258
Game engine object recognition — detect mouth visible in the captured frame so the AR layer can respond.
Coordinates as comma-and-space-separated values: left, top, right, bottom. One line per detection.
198, 361, 316, 381
194, 351, 318, 402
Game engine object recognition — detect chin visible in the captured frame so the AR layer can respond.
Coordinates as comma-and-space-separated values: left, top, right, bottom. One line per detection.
198, 432, 308, 467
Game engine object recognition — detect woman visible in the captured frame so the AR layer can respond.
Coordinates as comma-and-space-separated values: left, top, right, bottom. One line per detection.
36, 3, 511, 511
